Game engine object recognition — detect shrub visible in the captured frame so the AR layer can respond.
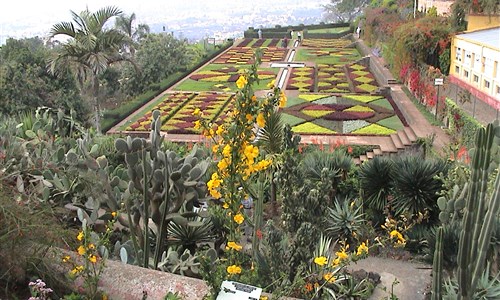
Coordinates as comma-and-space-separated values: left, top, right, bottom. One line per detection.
359, 156, 394, 211
445, 98, 484, 150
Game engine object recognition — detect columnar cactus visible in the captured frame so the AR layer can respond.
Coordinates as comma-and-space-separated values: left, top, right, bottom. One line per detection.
431, 226, 443, 300
456, 121, 500, 299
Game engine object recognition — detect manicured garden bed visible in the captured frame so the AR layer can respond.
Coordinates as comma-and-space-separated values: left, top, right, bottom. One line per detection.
281, 93, 406, 135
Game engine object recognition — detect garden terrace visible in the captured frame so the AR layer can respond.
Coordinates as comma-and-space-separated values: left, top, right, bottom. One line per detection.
112, 35, 410, 147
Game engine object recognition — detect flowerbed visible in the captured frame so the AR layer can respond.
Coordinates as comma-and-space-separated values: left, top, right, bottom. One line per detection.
281, 93, 406, 135
123, 92, 233, 133
346, 64, 378, 93
286, 67, 316, 92
213, 47, 286, 64
301, 39, 351, 48
175, 64, 277, 92
317, 64, 350, 93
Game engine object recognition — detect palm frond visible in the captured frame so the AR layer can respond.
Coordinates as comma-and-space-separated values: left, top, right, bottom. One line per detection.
256, 110, 284, 155
92, 6, 122, 30
50, 22, 76, 38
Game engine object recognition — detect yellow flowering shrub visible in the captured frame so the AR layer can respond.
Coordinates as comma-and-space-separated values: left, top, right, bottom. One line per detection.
195, 50, 285, 292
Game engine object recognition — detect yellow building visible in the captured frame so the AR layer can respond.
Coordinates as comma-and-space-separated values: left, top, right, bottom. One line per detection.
449, 16, 500, 109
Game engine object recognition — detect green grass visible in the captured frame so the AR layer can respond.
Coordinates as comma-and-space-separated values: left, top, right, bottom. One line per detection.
281, 113, 305, 126
174, 78, 228, 92
285, 96, 307, 108
370, 98, 393, 109
308, 27, 350, 34
377, 115, 405, 131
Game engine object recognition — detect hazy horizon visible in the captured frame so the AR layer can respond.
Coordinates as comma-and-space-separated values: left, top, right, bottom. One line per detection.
0, 0, 330, 44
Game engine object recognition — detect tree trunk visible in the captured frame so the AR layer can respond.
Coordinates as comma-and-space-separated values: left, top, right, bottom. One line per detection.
92, 75, 101, 133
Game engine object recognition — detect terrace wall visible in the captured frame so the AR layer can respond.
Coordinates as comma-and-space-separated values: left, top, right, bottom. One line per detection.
354, 39, 397, 86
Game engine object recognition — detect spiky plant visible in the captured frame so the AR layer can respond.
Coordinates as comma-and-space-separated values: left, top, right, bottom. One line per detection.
167, 216, 214, 254
391, 156, 448, 218
359, 156, 394, 211
324, 197, 364, 245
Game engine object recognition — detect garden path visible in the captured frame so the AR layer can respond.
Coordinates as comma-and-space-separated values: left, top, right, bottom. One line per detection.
348, 256, 432, 299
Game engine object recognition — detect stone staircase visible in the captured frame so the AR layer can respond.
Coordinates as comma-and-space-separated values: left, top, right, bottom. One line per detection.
352, 126, 418, 165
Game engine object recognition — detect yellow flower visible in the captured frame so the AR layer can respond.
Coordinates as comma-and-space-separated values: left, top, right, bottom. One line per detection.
251, 95, 257, 102
335, 248, 349, 261
89, 255, 97, 263
323, 272, 336, 283
111, 211, 117, 218
192, 108, 201, 116
222, 202, 229, 209
70, 265, 84, 275
233, 213, 245, 224
62, 255, 71, 263
227, 264, 242, 275
278, 91, 287, 108
236, 75, 248, 89
102, 294, 109, 300
243, 144, 259, 162
226, 241, 243, 251
267, 79, 276, 88
210, 189, 222, 199
246, 114, 253, 122
314, 256, 328, 266
212, 144, 219, 153
356, 241, 369, 256
88, 243, 95, 250
194, 120, 201, 130
256, 112, 266, 128
77, 231, 84, 241
260, 296, 268, 300
222, 144, 232, 157
218, 159, 229, 171
77, 245, 86, 255
216, 125, 225, 135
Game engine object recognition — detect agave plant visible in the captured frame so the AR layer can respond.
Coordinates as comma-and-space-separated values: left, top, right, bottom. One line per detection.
391, 156, 448, 218
324, 197, 364, 245
167, 215, 214, 254
358, 156, 394, 211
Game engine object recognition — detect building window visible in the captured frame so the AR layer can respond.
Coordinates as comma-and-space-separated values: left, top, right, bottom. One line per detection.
455, 66, 460, 74
484, 80, 490, 89
485, 58, 494, 76
455, 47, 462, 62
497, 86, 500, 95
464, 51, 471, 66
464, 70, 469, 78
473, 75, 479, 82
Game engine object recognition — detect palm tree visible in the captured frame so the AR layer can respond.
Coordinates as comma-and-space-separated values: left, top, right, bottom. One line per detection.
115, 13, 150, 57
48, 6, 128, 133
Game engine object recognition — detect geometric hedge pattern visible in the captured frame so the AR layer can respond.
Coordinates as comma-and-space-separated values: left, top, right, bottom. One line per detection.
124, 92, 234, 134
281, 94, 406, 135
286, 67, 315, 92
213, 46, 286, 64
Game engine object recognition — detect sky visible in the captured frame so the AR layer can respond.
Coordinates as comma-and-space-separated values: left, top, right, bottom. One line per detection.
0, 0, 330, 43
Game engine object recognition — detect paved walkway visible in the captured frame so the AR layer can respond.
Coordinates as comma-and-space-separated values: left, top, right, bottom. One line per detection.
348, 257, 432, 300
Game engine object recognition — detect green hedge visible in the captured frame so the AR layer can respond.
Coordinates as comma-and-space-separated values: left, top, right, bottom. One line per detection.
244, 22, 351, 38
101, 41, 233, 133
445, 98, 484, 149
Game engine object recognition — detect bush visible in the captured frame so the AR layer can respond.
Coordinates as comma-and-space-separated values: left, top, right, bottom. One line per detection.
445, 98, 484, 150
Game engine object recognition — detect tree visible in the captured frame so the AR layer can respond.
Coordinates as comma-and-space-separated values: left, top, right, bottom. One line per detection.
0, 37, 85, 119
120, 33, 190, 95
48, 6, 130, 133
115, 13, 150, 57
323, 0, 369, 22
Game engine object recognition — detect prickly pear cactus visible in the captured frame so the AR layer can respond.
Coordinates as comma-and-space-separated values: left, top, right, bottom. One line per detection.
114, 110, 210, 268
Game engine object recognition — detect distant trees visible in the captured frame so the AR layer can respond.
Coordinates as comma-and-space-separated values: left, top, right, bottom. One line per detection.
115, 13, 150, 57
48, 6, 131, 133
323, 0, 370, 22
0, 37, 85, 119
120, 33, 194, 96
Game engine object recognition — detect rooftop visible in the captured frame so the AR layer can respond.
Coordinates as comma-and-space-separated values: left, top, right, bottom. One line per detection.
457, 27, 500, 50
